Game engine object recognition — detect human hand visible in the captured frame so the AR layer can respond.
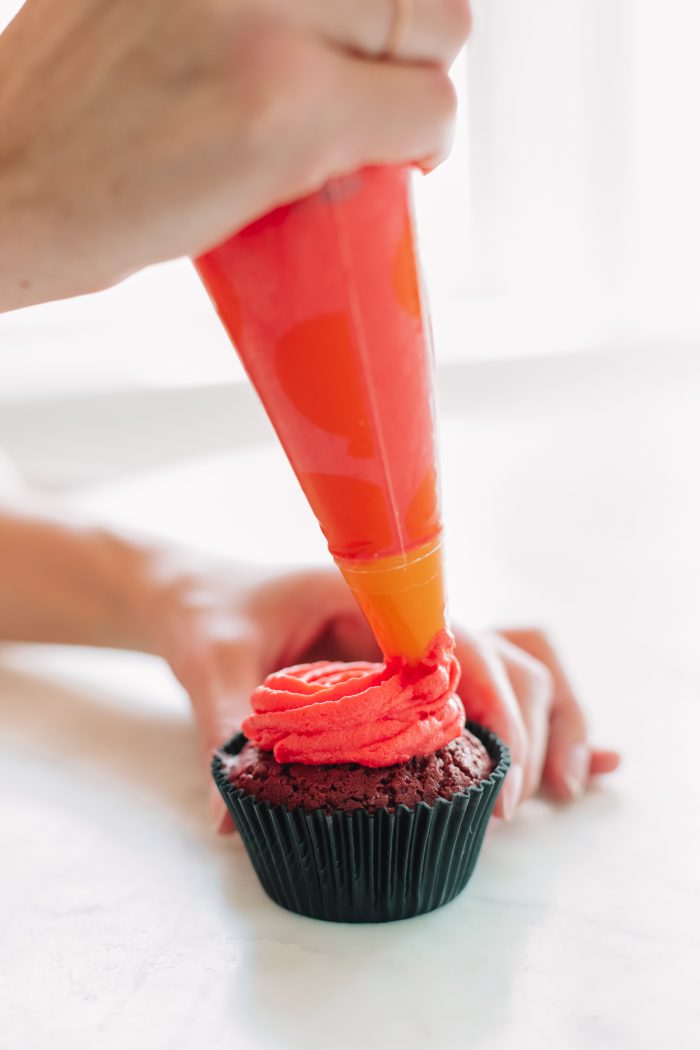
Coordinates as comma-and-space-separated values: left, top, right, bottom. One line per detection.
148, 560, 619, 833
150, 559, 380, 833
452, 628, 621, 821
0, 0, 470, 309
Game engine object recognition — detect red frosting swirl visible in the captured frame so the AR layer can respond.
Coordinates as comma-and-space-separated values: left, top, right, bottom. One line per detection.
242, 629, 464, 767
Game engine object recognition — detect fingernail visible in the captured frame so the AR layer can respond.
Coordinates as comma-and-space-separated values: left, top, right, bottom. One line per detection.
563, 743, 590, 799
502, 763, 523, 821
414, 155, 440, 175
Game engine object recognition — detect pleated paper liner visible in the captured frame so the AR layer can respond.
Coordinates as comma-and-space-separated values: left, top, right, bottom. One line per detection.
211, 720, 510, 924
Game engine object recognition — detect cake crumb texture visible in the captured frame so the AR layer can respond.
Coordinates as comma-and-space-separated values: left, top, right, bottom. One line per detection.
227, 729, 494, 814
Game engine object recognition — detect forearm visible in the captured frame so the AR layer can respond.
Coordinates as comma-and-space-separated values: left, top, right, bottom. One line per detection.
0, 497, 159, 651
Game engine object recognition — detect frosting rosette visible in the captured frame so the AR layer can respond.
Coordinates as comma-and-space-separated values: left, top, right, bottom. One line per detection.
241, 629, 464, 766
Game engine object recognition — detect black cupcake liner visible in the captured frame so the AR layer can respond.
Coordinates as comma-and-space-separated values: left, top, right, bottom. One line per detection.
211, 720, 510, 923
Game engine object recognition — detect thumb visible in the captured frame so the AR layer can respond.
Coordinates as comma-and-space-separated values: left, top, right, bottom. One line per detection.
203, 705, 246, 837
209, 782, 236, 836
189, 658, 260, 837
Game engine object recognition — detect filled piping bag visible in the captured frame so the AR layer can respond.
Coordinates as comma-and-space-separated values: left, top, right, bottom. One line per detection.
195, 166, 446, 662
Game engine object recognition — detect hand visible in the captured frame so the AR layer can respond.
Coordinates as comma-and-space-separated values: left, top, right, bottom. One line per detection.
0, 0, 470, 309
149, 561, 620, 833
452, 629, 620, 820
151, 559, 381, 833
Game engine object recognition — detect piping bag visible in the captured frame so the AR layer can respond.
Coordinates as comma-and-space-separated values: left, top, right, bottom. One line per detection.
195, 166, 446, 662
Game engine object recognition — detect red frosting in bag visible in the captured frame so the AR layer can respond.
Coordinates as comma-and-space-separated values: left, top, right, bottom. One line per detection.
241, 630, 464, 767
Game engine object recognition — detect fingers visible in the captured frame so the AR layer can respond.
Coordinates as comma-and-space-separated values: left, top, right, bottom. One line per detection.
453, 630, 528, 820
500, 629, 621, 800
591, 749, 622, 775
501, 629, 588, 799
305, 0, 472, 65
492, 637, 553, 801
185, 635, 260, 750
204, 680, 249, 834
331, 52, 458, 173
181, 636, 261, 836
205, 678, 248, 833
220, 28, 459, 220
455, 626, 620, 817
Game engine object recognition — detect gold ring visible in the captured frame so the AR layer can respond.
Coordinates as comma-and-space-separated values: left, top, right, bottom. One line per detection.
382, 0, 412, 59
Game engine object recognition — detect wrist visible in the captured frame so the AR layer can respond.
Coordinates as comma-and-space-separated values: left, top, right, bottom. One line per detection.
0, 503, 170, 650
90, 528, 165, 654
50, 524, 173, 654
0, 23, 59, 311
0, 149, 31, 311
0, 153, 64, 312
105, 536, 206, 659
0, 118, 106, 311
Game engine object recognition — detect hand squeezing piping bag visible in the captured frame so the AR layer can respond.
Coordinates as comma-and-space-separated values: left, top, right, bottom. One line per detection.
195, 167, 446, 661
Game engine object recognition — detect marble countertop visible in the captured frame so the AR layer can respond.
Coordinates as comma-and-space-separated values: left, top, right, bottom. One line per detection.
1, 348, 698, 1050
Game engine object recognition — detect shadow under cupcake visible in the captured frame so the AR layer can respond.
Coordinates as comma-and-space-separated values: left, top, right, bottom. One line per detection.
212, 720, 509, 923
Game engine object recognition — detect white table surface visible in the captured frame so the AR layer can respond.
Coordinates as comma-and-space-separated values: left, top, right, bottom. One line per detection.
1, 348, 699, 1050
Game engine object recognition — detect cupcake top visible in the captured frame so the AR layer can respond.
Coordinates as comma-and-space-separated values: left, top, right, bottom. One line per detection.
225, 728, 494, 814
242, 629, 465, 767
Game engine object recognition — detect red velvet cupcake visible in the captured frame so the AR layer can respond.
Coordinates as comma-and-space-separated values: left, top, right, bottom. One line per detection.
211, 632, 509, 923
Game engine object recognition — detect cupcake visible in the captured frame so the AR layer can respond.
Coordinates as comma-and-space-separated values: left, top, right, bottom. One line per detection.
211, 631, 509, 923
